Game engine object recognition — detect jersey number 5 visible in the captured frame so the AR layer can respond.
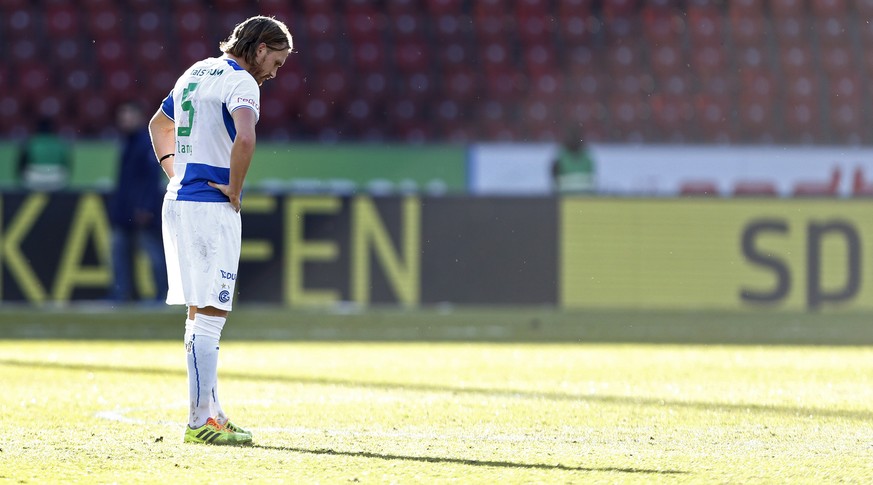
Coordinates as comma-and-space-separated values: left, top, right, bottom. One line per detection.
177, 82, 198, 137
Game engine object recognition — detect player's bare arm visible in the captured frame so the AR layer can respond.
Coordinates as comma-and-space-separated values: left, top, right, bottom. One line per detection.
208, 107, 257, 213
148, 109, 176, 179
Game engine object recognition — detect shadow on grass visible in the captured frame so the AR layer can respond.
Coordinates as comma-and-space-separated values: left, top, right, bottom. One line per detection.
249, 444, 687, 475
3, 359, 872, 422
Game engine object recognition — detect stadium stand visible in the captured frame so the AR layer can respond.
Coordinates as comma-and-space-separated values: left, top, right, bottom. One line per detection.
2, 0, 873, 143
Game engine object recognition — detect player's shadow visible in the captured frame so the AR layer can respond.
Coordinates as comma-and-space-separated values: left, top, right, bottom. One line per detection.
3, 359, 873, 421
249, 444, 687, 475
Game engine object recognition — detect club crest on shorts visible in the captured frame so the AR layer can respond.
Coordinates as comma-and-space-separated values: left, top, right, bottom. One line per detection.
218, 290, 231, 303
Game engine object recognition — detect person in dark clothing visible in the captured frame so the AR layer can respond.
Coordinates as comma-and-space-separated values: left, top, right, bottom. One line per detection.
107, 101, 168, 303
18, 117, 72, 190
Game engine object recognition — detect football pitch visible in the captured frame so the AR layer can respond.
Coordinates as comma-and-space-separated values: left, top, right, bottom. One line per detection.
2, 307, 873, 483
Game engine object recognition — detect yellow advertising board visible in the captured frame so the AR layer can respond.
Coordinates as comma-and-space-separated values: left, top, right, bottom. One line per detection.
561, 198, 873, 311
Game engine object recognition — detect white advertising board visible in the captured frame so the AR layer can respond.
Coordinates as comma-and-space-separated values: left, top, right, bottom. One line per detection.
468, 143, 873, 197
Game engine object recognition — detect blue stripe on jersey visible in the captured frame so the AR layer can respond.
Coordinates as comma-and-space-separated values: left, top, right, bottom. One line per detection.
176, 163, 231, 202
222, 103, 236, 142
225, 59, 245, 71
161, 90, 174, 120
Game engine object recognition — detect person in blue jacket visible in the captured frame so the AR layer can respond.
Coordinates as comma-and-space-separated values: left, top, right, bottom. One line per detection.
107, 101, 168, 303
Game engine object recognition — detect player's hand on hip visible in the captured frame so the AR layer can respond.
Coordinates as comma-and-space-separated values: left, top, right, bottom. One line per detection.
207, 182, 241, 212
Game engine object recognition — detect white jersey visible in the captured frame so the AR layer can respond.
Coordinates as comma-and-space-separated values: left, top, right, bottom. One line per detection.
160, 56, 260, 203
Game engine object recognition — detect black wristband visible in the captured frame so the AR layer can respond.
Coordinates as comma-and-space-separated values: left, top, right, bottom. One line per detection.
159, 153, 175, 162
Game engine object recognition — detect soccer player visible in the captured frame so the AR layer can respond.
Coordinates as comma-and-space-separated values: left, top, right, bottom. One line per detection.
148, 16, 293, 445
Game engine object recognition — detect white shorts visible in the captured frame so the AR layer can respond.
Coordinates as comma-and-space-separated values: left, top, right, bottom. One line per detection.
162, 199, 241, 311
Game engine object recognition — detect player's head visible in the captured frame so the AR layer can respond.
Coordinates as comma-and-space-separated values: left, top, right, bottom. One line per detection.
220, 16, 293, 86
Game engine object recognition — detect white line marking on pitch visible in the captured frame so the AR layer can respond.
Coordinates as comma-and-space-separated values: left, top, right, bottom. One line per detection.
94, 405, 585, 443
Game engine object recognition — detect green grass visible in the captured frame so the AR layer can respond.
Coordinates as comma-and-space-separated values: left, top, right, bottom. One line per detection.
2, 308, 873, 483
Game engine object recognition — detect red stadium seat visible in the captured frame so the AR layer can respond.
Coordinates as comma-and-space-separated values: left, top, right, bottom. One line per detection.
679, 181, 719, 196
516, 10, 555, 44
734, 46, 770, 71
527, 70, 563, 102
355, 71, 390, 104
436, 41, 474, 69
16, 63, 53, 103
219, 8, 258, 35
779, 45, 814, 77
482, 66, 524, 101
425, 0, 463, 15
650, 93, 695, 142
819, 45, 854, 76
814, 15, 850, 47
565, 45, 601, 77
852, 167, 873, 196
344, 96, 380, 136
304, 10, 338, 41
143, 67, 178, 104
472, 0, 505, 18
74, 90, 112, 134
299, 94, 337, 135
178, 38, 210, 70
479, 40, 513, 70
137, 39, 168, 72
642, 7, 685, 45
857, 0, 873, 17
432, 13, 471, 43
302, 0, 335, 13
603, 0, 638, 17
134, 7, 170, 41
792, 168, 840, 197
812, 0, 848, 15
400, 70, 436, 101
473, 13, 513, 43
737, 94, 778, 143
733, 181, 778, 196
649, 44, 685, 80
829, 100, 864, 144
605, 44, 643, 76
104, 66, 140, 103
602, 15, 639, 44
433, 98, 465, 129
394, 38, 430, 73
562, 95, 608, 130
658, 73, 693, 96
11, 39, 40, 63
772, 15, 807, 46
739, 69, 777, 99
351, 40, 387, 72
557, 11, 598, 46
782, 95, 822, 143
520, 97, 560, 141
694, 93, 735, 143
392, 11, 426, 40
522, 43, 558, 77
565, 71, 608, 99
315, 65, 352, 104
729, 12, 767, 47
346, 8, 386, 41
829, 73, 861, 103
256, 0, 294, 19
50, 37, 85, 69
607, 93, 650, 142
4, 5, 35, 38
86, 6, 123, 41
45, 1, 79, 39
690, 44, 728, 81
786, 73, 819, 101
770, 0, 805, 17
174, 4, 210, 41
687, 5, 724, 45
442, 66, 479, 102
